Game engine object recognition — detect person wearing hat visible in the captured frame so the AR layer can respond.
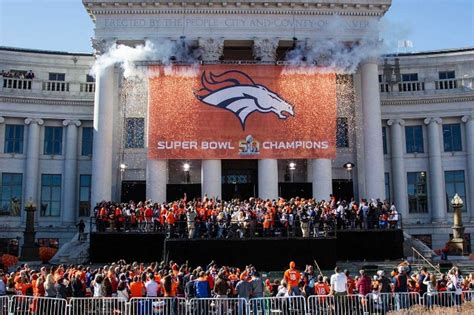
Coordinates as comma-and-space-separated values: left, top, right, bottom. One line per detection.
283, 261, 301, 296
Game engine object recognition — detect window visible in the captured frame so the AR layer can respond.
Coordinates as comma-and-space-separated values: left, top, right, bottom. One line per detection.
405, 126, 424, 153
40, 174, 61, 216
443, 123, 462, 152
385, 173, 390, 203
125, 118, 145, 148
4, 124, 24, 154
407, 172, 428, 213
81, 127, 93, 156
79, 175, 91, 217
336, 118, 349, 148
445, 170, 466, 212
402, 73, 418, 81
382, 127, 388, 155
439, 71, 455, 80
44, 127, 63, 155
48, 73, 65, 81
86, 74, 95, 83
0, 173, 22, 216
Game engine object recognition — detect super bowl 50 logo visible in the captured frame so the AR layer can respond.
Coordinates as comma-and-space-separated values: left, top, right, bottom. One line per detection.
239, 135, 260, 156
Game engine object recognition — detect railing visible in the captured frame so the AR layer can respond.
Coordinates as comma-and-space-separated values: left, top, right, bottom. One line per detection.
436, 79, 457, 90
380, 77, 473, 94
91, 214, 402, 238
2, 77, 32, 90
1, 294, 474, 315
80, 82, 95, 93
42, 80, 70, 92
412, 246, 442, 275
398, 81, 425, 92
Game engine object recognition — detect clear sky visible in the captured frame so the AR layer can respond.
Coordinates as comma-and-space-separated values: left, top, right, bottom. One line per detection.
0, 0, 473, 53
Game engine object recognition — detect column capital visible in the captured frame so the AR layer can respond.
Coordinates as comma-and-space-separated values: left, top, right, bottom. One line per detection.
24, 118, 44, 126
91, 37, 115, 56
198, 37, 224, 62
424, 117, 443, 125
0, 116, 4, 124
252, 38, 279, 62
360, 56, 380, 66
387, 119, 405, 127
62, 119, 82, 127
461, 115, 474, 123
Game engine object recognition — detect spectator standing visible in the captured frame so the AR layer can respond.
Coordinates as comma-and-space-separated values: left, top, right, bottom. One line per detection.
330, 267, 347, 296
283, 261, 301, 296
145, 273, 158, 297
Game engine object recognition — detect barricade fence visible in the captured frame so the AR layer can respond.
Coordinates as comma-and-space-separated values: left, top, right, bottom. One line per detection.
0, 292, 473, 315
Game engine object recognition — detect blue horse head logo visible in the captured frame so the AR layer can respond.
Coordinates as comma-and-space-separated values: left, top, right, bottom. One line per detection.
195, 70, 294, 129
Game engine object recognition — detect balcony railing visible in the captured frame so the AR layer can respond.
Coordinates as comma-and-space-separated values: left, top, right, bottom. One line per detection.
2, 78, 32, 90
435, 78, 457, 90
42, 80, 70, 92
398, 81, 425, 92
80, 82, 95, 93
380, 77, 473, 95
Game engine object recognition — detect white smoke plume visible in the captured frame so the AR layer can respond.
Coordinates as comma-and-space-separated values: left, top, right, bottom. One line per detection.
284, 15, 411, 73
92, 38, 199, 79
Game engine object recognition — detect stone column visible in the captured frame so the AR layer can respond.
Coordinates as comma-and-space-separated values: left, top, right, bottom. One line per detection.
146, 159, 167, 203
24, 118, 43, 208
258, 159, 279, 200
462, 115, 474, 220
198, 37, 224, 62
202, 160, 222, 199
61, 119, 81, 225
197, 38, 224, 201
424, 117, 445, 222
253, 38, 279, 200
387, 119, 408, 217
91, 64, 116, 209
311, 159, 332, 201
360, 58, 386, 200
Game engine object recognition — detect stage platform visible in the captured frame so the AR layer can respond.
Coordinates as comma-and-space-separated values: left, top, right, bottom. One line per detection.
90, 229, 404, 270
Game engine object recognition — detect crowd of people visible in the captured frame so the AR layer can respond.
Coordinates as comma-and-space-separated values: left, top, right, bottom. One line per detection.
93, 195, 400, 238
0, 70, 35, 79
0, 260, 472, 303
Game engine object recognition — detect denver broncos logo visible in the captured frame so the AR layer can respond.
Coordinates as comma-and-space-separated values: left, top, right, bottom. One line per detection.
195, 70, 295, 129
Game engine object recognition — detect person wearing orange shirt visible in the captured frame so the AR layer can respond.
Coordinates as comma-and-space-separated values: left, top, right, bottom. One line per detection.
166, 210, 176, 237
129, 276, 145, 298
314, 275, 331, 296
284, 261, 301, 296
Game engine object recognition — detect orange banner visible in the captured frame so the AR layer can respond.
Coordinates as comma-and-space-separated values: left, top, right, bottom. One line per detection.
148, 65, 336, 159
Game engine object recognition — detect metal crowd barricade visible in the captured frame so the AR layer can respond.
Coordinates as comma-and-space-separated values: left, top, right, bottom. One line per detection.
188, 297, 248, 315
128, 297, 186, 315
69, 297, 126, 315
9, 296, 68, 315
423, 291, 466, 310
0, 296, 9, 315
365, 292, 419, 314
249, 296, 306, 315
307, 295, 335, 315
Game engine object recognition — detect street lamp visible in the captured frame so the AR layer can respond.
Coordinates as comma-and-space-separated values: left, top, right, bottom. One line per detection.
343, 162, 355, 181
289, 162, 296, 182
183, 162, 190, 183
448, 193, 465, 255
